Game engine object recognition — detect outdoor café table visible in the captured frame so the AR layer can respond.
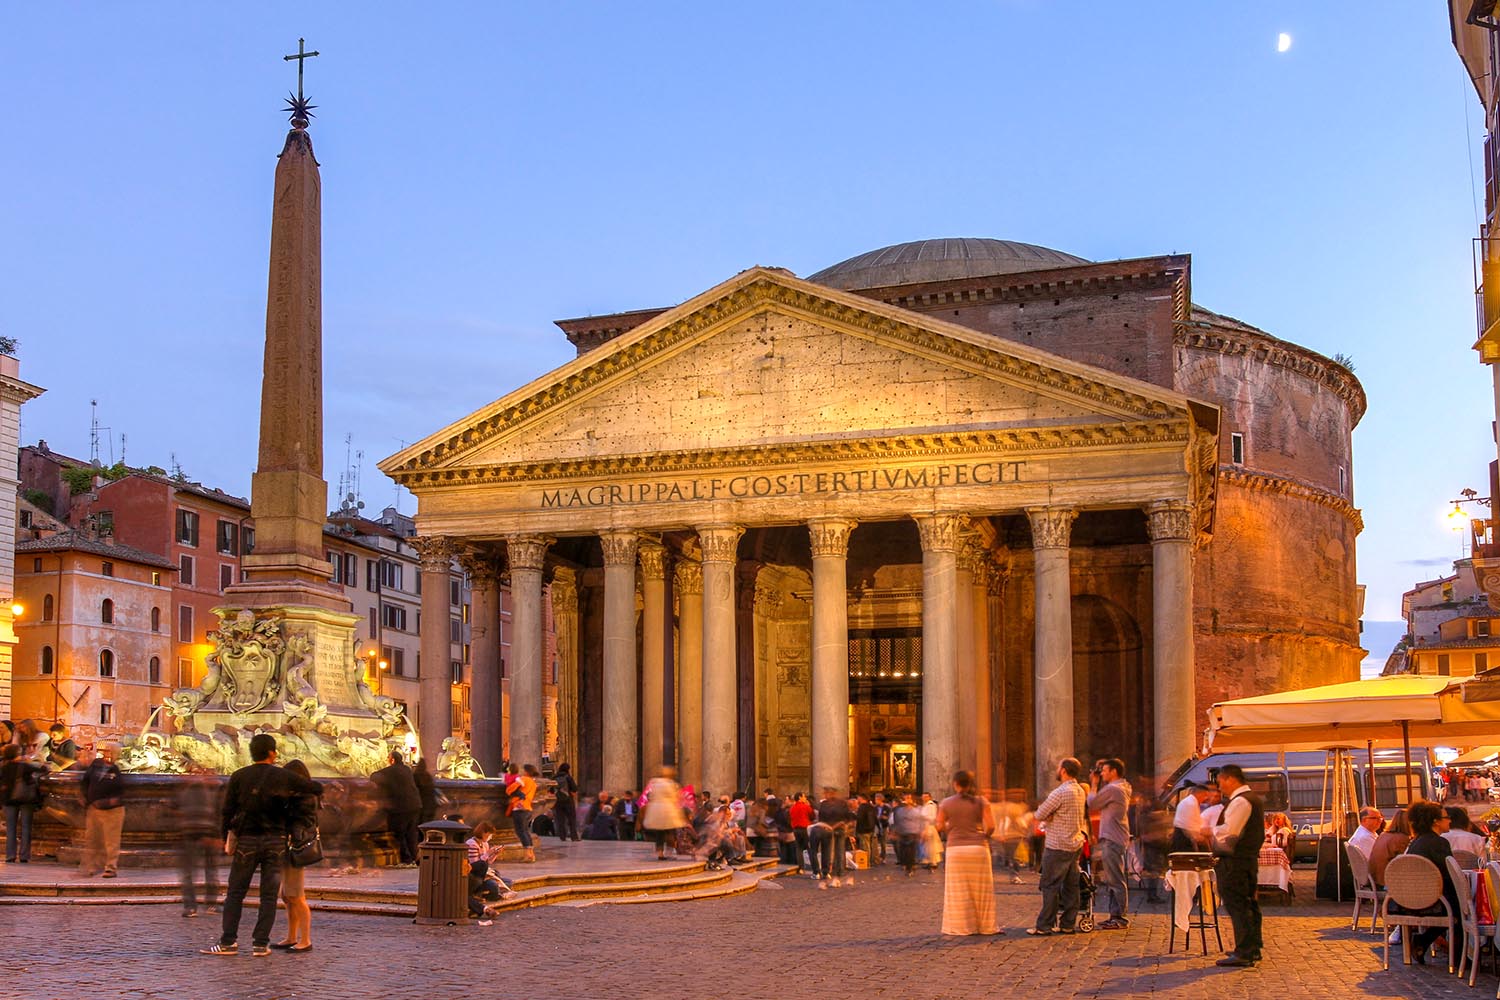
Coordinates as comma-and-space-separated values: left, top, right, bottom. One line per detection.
1257, 844, 1291, 894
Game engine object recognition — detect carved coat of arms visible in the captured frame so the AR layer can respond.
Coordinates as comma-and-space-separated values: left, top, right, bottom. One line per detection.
208, 610, 286, 715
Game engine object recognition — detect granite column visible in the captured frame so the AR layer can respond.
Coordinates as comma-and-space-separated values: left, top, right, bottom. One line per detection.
639, 540, 668, 774
699, 525, 743, 799
460, 549, 504, 776
600, 531, 640, 793
1149, 500, 1196, 784
916, 514, 964, 798
507, 534, 550, 769
1028, 507, 1076, 793
414, 535, 455, 763
676, 561, 704, 789
809, 518, 856, 795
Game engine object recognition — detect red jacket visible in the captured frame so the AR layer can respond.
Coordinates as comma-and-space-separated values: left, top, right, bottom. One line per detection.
789, 800, 815, 829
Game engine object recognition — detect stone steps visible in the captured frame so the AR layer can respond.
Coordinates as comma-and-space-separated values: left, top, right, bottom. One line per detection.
0, 857, 799, 915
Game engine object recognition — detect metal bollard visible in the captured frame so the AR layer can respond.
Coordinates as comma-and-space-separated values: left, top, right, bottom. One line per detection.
414, 818, 472, 925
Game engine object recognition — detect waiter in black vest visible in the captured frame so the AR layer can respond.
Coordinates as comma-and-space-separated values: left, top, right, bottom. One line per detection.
1211, 764, 1265, 968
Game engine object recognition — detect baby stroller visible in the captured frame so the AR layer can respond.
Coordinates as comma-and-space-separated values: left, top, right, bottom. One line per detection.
1076, 839, 1097, 933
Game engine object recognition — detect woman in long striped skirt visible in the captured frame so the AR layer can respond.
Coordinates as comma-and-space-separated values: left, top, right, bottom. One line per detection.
937, 770, 1002, 936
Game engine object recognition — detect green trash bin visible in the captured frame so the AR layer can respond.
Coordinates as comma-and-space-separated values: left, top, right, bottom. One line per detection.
414, 818, 472, 925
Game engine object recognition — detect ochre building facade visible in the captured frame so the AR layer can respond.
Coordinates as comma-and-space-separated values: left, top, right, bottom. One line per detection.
382, 239, 1364, 797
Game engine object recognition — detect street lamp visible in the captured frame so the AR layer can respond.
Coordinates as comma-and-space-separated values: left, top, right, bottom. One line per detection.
1448, 489, 1494, 557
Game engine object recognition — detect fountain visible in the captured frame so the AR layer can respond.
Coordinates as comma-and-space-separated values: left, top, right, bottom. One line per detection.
21, 57, 529, 867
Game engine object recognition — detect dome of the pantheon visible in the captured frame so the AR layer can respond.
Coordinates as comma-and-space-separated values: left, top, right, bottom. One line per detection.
807, 238, 1090, 291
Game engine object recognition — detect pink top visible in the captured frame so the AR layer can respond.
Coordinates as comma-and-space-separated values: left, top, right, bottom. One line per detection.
938, 794, 993, 848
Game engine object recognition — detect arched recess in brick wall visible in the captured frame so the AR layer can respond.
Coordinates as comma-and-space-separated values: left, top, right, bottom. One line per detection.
1071, 594, 1149, 781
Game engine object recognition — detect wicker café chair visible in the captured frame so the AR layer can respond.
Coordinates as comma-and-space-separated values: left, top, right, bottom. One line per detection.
1382, 855, 1455, 973
1456, 850, 1483, 871
1345, 842, 1384, 935
1446, 856, 1483, 987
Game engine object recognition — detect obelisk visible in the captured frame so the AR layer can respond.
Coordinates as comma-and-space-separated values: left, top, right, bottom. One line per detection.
231, 79, 345, 612
217, 49, 366, 721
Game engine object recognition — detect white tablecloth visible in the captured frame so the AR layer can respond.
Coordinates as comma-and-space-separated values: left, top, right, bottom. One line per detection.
1165, 869, 1214, 931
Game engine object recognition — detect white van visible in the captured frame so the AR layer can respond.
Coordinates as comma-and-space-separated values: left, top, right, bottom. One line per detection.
1166, 750, 1434, 861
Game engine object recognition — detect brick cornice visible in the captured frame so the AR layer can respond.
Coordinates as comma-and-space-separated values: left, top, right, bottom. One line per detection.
1218, 466, 1364, 533
1175, 321, 1367, 423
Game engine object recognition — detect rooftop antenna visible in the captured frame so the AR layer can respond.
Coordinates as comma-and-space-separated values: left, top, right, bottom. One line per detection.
119, 432, 126, 467
89, 399, 111, 467
336, 432, 365, 517
391, 438, 411, 514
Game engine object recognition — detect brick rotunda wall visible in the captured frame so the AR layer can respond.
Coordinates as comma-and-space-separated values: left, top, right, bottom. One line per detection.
1176, 314, 1366, 729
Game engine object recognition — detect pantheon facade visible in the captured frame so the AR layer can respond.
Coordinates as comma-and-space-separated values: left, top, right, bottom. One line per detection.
382, 239, 1364, 797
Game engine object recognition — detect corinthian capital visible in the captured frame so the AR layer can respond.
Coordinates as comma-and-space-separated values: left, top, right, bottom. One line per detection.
457, 546, 504, 589
957, 537, 987, 575
1026, 507, 1076, 550
507, 533, 552, 572
550, 573, 578, 616
1147, 500, 1194, 543
638, 539, 667, 580
413, 534, 455, 573
968, 551, 992, 589
808, 517, 857, 559
914, 514, 967, 554
675, 560, 703, 596
697, 525, 744, 564
598, 530, 638, 567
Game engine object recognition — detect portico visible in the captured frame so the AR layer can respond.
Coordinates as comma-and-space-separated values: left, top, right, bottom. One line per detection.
381, 267, 1217, 796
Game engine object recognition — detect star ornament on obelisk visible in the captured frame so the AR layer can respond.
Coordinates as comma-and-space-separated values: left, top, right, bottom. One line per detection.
283, 37, 319, 128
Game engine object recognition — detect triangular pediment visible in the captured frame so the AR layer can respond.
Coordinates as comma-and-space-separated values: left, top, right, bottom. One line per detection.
381, 268, 1202, 479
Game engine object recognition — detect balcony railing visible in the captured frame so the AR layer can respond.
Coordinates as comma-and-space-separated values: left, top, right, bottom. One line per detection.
1475, 236, 1500, 362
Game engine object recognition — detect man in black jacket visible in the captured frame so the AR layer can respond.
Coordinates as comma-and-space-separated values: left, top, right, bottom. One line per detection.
372, 750, 423, 865
201, 734, 323, 957
1212, 764, 1266, 968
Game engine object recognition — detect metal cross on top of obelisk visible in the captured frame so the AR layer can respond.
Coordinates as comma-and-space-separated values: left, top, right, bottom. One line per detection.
282, 37, 320, 126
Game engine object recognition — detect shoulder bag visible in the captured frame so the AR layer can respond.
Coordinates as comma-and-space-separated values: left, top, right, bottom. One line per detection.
287, 796, 324, 868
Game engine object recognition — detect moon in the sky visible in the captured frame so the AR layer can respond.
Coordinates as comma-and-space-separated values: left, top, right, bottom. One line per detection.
1277, 32, 1292, 53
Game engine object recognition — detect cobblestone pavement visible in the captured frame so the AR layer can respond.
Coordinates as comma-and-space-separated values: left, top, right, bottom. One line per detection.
11, 864, 1480, 999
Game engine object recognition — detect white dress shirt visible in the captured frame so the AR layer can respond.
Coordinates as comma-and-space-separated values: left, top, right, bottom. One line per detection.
1347, 824, 1377, 856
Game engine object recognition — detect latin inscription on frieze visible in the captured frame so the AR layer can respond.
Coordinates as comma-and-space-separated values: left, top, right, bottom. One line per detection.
540, 460, 1025, 510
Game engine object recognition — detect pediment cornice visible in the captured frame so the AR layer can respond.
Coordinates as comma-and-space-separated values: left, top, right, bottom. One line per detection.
383, 271, 1193, 478
388, 418, 1191, 490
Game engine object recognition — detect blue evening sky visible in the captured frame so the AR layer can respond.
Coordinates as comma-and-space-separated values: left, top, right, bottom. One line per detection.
1, 4, 1488, 641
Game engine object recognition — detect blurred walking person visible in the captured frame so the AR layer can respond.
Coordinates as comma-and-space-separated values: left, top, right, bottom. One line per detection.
641, 765, 687, 860
553, 763, 580, 841
505, 763, 540, 862
372, 750, 423, 866
892, 793, 925, 875
937, 770, 1000, 936
919, 791, 943, 869
1, 744, 44, 863
176, 774, 221, 916
812, 787, 855, 888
